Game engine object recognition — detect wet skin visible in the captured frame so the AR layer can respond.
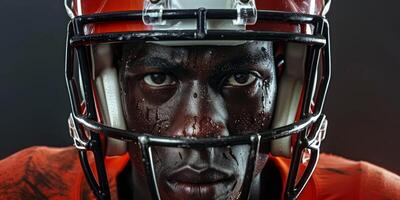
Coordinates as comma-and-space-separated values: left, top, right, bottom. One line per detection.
117, 41, 277, 199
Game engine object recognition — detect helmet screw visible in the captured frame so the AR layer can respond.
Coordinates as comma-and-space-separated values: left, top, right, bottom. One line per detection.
150, 0, 160, 3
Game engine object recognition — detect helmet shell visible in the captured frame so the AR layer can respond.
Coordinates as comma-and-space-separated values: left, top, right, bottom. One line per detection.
72, 0, 325, 34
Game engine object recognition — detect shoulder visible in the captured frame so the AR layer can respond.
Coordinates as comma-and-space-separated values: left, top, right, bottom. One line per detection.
312, 153, 400, 199
0, 146, 82, 199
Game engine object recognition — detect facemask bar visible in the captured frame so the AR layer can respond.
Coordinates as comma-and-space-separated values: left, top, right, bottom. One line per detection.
66, 22, 111, 200
65, 9, 331, 200
285, 19, 331, 200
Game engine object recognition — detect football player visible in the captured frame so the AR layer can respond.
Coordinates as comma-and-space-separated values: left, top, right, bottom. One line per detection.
1, 0, 399, 199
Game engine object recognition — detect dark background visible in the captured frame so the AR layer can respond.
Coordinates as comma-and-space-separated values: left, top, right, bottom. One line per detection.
0, 1, 399, 174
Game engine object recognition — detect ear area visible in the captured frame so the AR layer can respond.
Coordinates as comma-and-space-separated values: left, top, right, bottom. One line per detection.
271, 43, 307, 157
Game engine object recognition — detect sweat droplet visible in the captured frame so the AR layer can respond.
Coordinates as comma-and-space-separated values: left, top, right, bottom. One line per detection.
155, 109, 159, 121
228, 147, 239, 166
178, 152, 183, 160
231, 180, 238, 191
223, 152, 229, 160
261, 46, 266, 52
192, 116, 197, 134
146, 107, 150, 120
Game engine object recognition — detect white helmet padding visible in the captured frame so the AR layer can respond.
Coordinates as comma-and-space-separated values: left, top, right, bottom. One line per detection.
271, 43, 307, 157
92, 44, 127, 156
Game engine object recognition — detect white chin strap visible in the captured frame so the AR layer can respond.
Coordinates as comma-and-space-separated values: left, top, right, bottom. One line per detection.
271, 43, 307, 157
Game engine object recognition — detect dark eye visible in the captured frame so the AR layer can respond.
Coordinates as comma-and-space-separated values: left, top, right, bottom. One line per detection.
225, 72, 257, 87
143, 73, 176, 87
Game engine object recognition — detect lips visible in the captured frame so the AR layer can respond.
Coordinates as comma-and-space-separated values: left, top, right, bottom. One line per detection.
168, 166, 233, 184
165, 166, 236, 198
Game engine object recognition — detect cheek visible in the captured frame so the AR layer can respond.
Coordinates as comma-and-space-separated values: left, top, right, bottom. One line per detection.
122, 80, 176, 134
139, 81, 178, 105
224, 80, 275, 134
128, 143, 145, 176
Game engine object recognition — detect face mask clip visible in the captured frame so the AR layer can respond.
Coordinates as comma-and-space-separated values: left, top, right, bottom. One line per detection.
233, 0, 257, 25
142, 0, 169, 25
68, 114, 90, 150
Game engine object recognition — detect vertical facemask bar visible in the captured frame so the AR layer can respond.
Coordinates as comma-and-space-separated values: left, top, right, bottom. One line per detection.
70, 19, 112, 200
286, 115, 324, 200
314, 19, 331, 114
66, 22, 105, 199
302, 18, 325, 116
285, 49, 318, 199
66, 22, 80, 117
295, 115, 326, 188
138, 136, 162, 200
196, 8, 207, 39
239, 134, 261, 200
284, 18, 330, 200
67, 22, 105, 197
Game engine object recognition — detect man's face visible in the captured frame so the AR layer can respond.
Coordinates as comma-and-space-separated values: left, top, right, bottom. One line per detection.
118, 41, 277, 199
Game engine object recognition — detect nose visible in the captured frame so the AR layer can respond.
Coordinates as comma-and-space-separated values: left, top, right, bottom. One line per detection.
168, 81, 228, 138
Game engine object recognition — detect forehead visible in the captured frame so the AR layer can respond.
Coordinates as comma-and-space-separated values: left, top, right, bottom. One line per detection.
137, 41, 273, 54
118, 41, 274, 68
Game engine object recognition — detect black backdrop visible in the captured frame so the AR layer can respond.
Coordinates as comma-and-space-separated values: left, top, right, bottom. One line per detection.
0, 1, 399, 174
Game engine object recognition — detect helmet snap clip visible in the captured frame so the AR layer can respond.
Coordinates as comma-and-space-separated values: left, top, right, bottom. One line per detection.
233, 0, 257, 25
143, 0, 168, 25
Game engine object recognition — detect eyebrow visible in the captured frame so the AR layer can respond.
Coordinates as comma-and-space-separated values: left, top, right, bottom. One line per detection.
127, 56, 188, 74
215, 50, 274, 73
125, 48, 274, 75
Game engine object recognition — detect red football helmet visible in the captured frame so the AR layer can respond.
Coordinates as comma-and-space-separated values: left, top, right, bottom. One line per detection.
65, 0, 331, 199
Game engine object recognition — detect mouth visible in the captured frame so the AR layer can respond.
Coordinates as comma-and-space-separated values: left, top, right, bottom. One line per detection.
166, 166, 236, 197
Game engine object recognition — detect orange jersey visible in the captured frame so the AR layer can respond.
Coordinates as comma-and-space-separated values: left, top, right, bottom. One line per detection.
0, 146, 399, 200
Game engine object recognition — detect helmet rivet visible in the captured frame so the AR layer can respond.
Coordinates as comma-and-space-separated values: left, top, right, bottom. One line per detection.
150, 0, 160, 3
240, 0, 250, 3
